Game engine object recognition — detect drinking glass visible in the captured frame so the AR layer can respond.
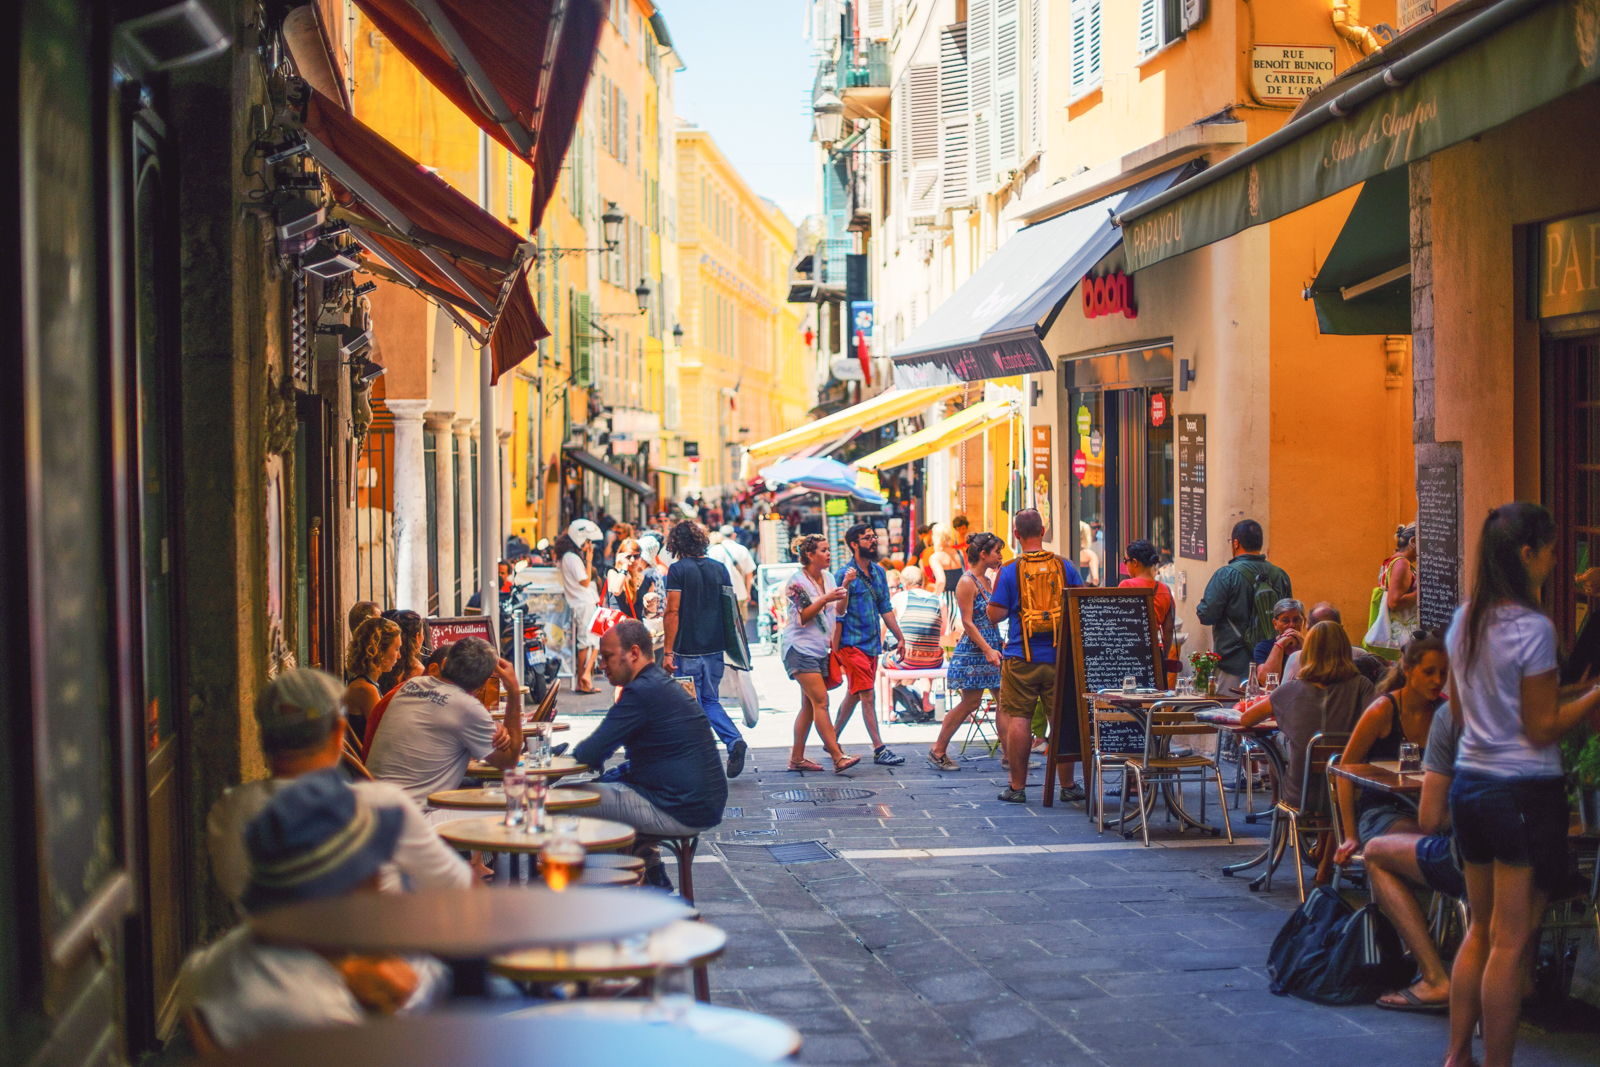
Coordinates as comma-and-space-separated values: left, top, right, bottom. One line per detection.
525, 775, 549, 833
502, 768, 528, 828
539, 818, 586, 890
1399, 742, 1422, 772
1264, 673, 1280, 692
524, 722, 553, 768
1122, 675, 1137, 696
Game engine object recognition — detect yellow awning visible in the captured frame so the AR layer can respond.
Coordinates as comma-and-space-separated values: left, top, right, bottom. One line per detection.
745, 385, 962, 463
853, 400, 1016, 472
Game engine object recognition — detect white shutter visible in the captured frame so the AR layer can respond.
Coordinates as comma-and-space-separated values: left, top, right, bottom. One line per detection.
1088, 0, 1102, 89
968, 0, 994, 188
1138, 0, 1159, 55
1028, 0, 1045, 153
866, 0, 886, 35
907, 63, 941, 212
939, 23, 971, 207
995, 0, 1020, 170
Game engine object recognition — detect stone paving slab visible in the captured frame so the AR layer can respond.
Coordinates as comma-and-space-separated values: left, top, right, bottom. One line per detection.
685, 744, 1600, 1066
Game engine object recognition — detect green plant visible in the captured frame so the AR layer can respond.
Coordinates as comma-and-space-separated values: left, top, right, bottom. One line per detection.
1564, 727, 1600, 790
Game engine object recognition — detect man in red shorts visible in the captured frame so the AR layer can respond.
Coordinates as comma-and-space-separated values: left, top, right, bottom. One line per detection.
831, 523, 909, 766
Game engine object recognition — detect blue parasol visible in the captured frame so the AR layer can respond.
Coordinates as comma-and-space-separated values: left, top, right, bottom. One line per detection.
758, 457, 887, 506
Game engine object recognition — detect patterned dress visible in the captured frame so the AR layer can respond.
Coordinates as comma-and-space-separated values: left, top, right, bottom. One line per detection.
946, 577, 1002, 693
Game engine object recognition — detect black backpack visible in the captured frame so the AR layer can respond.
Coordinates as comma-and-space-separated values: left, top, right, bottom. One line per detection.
892, 684, 931, 723
1267, 886, 1415, 1005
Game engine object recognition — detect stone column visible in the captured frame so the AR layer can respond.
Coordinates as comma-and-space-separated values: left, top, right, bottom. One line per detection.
387, 399, 431, 613
426, 413, 456, 614
454, 418, 477, 600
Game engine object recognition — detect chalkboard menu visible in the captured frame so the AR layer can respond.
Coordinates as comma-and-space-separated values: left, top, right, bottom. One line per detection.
1045, 587, 1165, 806
1417, 462, 1460, 634
1177, 414, 1207, 560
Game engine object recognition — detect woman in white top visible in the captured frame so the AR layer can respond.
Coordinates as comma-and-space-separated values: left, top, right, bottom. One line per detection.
1443, 503, 1600, 1067
782, 533, 860, 774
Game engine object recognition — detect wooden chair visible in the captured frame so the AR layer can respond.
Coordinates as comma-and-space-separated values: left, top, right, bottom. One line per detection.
633, 832, 709, 1002
1122, 706, 1233, 848
1264, 732, 1349, 902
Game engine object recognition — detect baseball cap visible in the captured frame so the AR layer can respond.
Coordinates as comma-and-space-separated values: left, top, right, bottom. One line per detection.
255, 668, 345, 751
567, 519, 603, 544
719, 524, 735, 536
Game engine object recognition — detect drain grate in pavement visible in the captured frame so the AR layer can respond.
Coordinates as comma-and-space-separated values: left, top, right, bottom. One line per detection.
715, 840, 836, 864
732, 828, 776, 837
768, 787, 876, 803
723, 807, 744, 819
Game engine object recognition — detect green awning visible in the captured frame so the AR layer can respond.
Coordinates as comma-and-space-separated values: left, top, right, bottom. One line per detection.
1117, 0, 1600, 273
1307, 168, 1411, 335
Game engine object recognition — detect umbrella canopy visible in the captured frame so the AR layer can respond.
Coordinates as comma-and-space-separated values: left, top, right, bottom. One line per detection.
759, 457, 887, 506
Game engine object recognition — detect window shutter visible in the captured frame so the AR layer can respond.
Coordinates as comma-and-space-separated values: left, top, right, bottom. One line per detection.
1088, 0, 1102, 88
968, 0, 994, 185
995, 0, 1020, 168
572, 291, 592, 386
906, 62, 941, 212
939, 23, 970, 207
1069, 2, 1086, 97
1138, 0, 1159, 55
1028, 0, 1044, 152
866, 0, 885, 35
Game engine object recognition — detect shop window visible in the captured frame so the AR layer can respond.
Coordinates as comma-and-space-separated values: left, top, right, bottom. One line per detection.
1548, 336, 1600, 645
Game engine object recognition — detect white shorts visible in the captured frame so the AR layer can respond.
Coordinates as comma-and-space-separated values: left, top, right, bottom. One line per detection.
572, 602, 600, 650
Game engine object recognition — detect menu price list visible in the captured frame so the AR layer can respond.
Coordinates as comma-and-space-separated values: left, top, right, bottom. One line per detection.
1417, 462, 1460, 635
1178, 414, 1207, 561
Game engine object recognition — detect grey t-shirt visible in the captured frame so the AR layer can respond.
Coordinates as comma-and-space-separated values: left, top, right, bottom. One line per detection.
1422, 704, 1461, 777
1271, 673, 1377, 809
366, 676, 497, 808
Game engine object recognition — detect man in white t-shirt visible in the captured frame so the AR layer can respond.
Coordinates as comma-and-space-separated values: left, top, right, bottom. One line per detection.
367, 637, 522, 810
709, 524, 756, 619
206, 669, 472, 915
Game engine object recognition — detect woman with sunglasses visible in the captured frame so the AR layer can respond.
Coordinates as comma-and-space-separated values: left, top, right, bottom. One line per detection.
605, 538, 660, 620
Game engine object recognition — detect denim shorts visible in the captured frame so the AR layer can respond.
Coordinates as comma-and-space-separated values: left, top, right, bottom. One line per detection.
783, 647, 828, 679
1415, 833, 1466, 898
1449, 770, 1570, 894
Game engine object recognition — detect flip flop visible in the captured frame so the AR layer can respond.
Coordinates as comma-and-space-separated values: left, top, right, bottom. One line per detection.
1375, 986, 1449, 1013
788, 758, 824, 772
832, 755, 862, 774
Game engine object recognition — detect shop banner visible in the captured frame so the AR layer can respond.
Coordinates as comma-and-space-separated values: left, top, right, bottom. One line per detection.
1121, 1, 1600, 273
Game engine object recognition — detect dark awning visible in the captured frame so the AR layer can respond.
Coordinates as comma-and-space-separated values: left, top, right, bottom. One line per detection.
298, 89, 547, 383
352, 0, 604, 232
564, 448, 654, 499
890, 164, 1196, 388
1116, 0, 1600, 272
1307, 168, 1411, 335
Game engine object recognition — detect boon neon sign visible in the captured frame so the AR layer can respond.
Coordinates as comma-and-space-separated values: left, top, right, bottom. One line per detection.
1082, 271, 1137, 320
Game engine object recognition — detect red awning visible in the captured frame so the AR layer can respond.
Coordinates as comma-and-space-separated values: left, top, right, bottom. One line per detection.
298, 89, 547, 382
351, 0, 603, 232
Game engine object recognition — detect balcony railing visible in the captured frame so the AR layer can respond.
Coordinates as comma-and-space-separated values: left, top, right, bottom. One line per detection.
839, 38, 889, 89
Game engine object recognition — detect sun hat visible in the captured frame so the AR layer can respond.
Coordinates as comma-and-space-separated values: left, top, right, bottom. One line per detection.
241, 769, 403, 913
567, 519, 604, 544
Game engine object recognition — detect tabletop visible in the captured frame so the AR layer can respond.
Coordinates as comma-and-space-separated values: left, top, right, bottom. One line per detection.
250, 886, 692, 957
512, 1001, 801, 1063
436, 814, 635, 854
466, 754, 586, 780
1088, 691, 1232, 707
222, 1013, 769, 1067
1329, 761, 1424, 797
427, 786, 600, 812
491, 918, 727, 981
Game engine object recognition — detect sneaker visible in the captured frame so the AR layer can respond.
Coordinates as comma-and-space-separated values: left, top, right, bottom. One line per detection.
873, 745, 906, 766
997, 788, 1028, 804
643, 864, 674, 892
726, 739, 747, 778
1059, 782, 1086, 803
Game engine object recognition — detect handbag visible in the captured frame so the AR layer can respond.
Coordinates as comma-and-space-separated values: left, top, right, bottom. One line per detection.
721, 584, 752, 672
1268, 886, 1414, 1005
1363, 560, 1395, 652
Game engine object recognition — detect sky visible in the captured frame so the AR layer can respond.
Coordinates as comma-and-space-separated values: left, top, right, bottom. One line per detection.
665, 0, 817, 224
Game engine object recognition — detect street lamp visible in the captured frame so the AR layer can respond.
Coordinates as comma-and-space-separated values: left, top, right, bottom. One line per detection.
601, 202, 624, 251
672, 322, 684, 345
634, 277, 653, 315
812, 90, 845, 146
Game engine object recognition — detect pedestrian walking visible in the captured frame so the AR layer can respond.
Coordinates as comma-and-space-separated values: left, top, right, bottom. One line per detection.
662, 519, 748, 777
781, 534, 858, 774
928, 532, 1005, 771
987, 509, 1084, 804
710, 523, 756, 619
556, 519, 605, 694
1195, 518, 1293, 693
1365, 522, 1419, 658
831, 523, 909, 766
1443, 503, 1600, 1067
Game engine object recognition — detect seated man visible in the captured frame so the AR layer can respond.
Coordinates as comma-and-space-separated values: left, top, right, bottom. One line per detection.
1251, 597, 1305, 687
207, 669, 471, 914
367, 637, 522, 812
573, 619, 728, 890
1360, 700, 1464, 1012
1282, 602, 1365, 682
362, 642, 451, 757
181, 771, 449, 1053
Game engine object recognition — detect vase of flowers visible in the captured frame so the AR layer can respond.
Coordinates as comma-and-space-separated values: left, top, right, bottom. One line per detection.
1190, 650, 1222, 697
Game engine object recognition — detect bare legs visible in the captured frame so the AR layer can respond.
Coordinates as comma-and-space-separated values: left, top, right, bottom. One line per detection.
930, 688, 985, 761
834, 688, 886, 750
576, 647, 596, 691
1363, 833, 1450, 1006
998, 713, 1032, 791
792, 672, 845, 765
1447, 862, 1545, 1067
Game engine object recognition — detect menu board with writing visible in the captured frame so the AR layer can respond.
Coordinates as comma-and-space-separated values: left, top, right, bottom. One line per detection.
1045, 587, 1165, 807
1178, 414, 1207, 560
1417, 462, 1461, 635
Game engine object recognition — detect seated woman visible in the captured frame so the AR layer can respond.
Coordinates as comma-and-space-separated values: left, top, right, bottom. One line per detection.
375, 610, 426, 695
343, 616, 401, 745
887, 565, 946, 672
1239, 620, 1376, 886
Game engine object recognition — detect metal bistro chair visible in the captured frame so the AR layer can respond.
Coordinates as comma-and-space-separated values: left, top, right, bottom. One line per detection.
1121, 704, 1234, 848
1264, 732, 1350, 903
1324, 752, 1369, 893
1089, 705, 1144, 833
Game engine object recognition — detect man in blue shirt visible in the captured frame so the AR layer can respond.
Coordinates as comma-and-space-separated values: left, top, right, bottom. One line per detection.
832, 523, 909, 766
988, 509, 1083, 804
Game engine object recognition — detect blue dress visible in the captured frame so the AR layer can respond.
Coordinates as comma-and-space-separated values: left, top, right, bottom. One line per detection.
946, 578, 1002, 692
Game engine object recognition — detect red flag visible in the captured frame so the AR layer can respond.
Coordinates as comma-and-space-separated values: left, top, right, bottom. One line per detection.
856, 330, 872, 387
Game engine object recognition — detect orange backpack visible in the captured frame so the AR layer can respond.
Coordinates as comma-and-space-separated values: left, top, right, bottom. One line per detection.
1015, 551, 1067, 661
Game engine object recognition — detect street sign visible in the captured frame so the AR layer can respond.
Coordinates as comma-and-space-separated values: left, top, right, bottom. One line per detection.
1251, 45, 1336, 107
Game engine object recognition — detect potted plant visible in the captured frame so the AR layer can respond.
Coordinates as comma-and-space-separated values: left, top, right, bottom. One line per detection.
1190, 650, 1222, 697
1563, 727, 1600, 833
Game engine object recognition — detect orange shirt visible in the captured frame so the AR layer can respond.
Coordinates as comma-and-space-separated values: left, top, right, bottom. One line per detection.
1119, 576, 1174, 644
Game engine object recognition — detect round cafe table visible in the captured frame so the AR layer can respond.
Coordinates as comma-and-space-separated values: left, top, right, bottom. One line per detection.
436, 814, 635, 854
465, 754, 586, 781
491, 918, 726, 983
427, 786, 600, 812
221, 1014, 769, 1067
514, 1001, 801, 1063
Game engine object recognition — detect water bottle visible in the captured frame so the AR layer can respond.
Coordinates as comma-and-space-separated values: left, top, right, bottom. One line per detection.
932, 688, 947, 721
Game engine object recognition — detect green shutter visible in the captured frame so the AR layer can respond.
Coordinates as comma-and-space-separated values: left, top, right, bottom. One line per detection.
572, 291, 593, 386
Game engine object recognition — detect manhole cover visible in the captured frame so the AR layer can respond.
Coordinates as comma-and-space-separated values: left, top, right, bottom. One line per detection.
714, 840, 836, 864
768, 787, 876, 803
723, 807, 744, 819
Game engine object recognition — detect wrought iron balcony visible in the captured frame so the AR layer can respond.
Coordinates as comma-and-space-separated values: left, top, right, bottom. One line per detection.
838, 37, 889, 89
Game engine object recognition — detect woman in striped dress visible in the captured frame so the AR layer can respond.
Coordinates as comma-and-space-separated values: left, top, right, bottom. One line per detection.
928, 533, 1005, 770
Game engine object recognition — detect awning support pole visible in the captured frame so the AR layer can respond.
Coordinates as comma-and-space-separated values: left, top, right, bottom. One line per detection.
480, 345, 500, 642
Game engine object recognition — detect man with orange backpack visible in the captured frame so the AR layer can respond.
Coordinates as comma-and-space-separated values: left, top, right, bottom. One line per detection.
987, 509, 1083, 804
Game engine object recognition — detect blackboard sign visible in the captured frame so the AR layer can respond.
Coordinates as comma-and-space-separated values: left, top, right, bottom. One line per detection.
1417, 462, 1460, 634
1045, 587, 1165, 807
1178, 414, 1207, 560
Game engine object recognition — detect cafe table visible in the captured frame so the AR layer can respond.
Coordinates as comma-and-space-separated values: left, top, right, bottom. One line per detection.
1192, 705, 1290, 887
437, 815, 635, 856
514, 1001, 802, 1063
466, 754, 586, 781
491, 917, 726, 985
250, 886, 692, 995
427, 785, 601, 812
1086, 692, 1231, 835
221, 1013, 770, 1067
1328, 761, 1425, 801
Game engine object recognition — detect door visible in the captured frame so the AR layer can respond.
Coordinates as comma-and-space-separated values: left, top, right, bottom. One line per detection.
1548, 335, 1600, 646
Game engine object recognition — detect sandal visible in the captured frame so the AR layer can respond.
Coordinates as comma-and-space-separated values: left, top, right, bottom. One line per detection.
927, 750, 960, 771
1376, 986, 1449, 1013
831, 754, 862, 774
788, 758, 824, 772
